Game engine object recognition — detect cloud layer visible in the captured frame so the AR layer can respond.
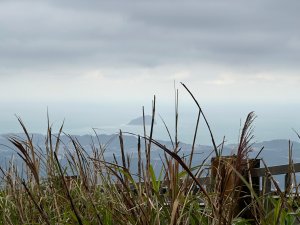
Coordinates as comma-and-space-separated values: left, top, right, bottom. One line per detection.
0, 0, 300, 103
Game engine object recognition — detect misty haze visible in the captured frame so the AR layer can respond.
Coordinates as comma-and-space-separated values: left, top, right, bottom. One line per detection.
1, 1, 300, 224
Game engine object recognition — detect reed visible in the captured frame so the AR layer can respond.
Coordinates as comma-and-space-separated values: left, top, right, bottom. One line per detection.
0, 84, 299, 225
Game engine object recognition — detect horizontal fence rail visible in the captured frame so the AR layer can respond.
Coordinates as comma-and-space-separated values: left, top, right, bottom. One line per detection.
252, 162, 300, 177
251, 162, 300, 194
63, 162, 300, 196
151, 162, 300, 195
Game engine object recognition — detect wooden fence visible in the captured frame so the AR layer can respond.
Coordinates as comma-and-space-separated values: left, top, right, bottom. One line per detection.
252, 162, 300, 193
195, 161, 300, 194
64, 161, 300, 196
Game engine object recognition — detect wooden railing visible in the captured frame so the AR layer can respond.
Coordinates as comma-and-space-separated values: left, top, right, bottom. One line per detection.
194, 162, 300, 194
252, 162, 300, 193
64, 161, 300, 195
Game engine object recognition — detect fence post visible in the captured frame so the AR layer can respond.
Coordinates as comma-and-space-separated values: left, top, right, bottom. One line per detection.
239, 158, 260, 222
263, 176, 272, 194
210, 156, 260, 223
285, 172, 291, 192
251, 159, 261, 195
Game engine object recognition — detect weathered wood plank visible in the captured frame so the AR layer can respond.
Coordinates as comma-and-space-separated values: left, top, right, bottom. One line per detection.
252, 162, 300, 177
262, 176, 272, 194
118, 162, 300, 194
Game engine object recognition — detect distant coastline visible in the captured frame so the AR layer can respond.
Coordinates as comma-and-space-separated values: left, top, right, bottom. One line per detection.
127, 115, 156, 126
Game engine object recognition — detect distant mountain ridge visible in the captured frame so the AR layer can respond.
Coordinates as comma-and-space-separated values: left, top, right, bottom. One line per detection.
1, 133, 300, 167
1, 133, 297, 191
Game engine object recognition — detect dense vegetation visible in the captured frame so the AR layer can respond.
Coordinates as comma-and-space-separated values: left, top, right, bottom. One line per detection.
0, 84, 300, 225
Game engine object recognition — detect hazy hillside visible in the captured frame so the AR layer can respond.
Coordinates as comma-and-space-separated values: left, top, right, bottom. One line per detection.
1, 133, 299, 167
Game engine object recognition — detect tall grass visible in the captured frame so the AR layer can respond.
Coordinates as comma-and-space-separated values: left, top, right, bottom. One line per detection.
0, 84, 300, 224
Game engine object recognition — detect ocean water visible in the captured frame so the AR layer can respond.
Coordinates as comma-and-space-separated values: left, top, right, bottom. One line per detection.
64, 102, 300, 146
1, 101, 300, 145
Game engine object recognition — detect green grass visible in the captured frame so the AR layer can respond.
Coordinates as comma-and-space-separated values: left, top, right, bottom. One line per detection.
0, 84, 300, 225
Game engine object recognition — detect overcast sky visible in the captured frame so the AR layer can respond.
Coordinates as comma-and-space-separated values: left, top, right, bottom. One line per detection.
1, 1, 300, 140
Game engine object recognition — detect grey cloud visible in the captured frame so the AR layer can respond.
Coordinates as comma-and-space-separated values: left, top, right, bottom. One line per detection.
0, 0, 300, 75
